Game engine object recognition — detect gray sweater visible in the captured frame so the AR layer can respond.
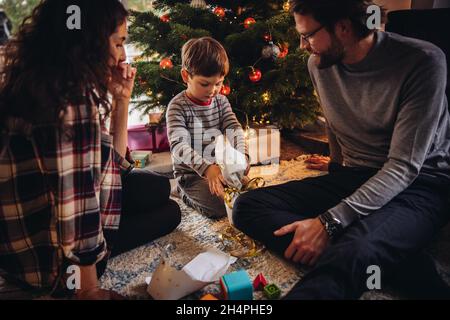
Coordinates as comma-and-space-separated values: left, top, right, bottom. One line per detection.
308, 31, 450, 228
167, 91, 248, 177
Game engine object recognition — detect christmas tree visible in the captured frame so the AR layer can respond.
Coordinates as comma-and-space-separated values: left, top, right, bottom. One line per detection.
128, 0, 320, 129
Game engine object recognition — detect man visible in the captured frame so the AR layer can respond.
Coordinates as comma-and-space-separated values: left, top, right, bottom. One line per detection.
233, 0, 450, 299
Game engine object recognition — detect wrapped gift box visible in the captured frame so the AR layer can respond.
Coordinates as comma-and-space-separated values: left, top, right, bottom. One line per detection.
131, 150, 152, 168
127, 123, 170, 153
247, 126, 280, 165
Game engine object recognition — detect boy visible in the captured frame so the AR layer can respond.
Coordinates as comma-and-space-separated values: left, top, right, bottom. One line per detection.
167, 37, 249, 218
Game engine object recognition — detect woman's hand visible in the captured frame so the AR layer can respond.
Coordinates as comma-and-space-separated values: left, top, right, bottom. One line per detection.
108, 62, 137, 102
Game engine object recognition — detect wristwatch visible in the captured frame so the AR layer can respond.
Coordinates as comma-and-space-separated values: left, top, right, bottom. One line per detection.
319, 211, 344, 239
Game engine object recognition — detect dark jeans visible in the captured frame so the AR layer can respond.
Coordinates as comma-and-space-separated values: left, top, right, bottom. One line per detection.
233, 166, 450, 299
98, 168, 181, 277
177, 174, 227, 219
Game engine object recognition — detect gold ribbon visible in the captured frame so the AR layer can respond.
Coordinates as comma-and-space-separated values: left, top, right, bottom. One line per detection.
220, 177, 266, 258
218, 225, 265, 258
223, 177, 265, 209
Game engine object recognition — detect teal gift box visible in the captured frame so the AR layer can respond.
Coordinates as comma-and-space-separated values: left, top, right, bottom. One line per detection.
131, 151, 152, 168
220, 270, 253, 300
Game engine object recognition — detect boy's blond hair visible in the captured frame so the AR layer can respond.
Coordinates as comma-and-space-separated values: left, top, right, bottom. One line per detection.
181, 37, 229, 77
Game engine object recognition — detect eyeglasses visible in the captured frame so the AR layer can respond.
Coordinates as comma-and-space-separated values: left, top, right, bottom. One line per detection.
300, 25, 325, 44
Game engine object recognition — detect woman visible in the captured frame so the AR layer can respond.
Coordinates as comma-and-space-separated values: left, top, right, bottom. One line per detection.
0, 0, 181, 299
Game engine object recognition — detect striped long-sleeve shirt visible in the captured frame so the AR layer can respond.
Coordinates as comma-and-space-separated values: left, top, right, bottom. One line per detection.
0, 102, 133, 291
167, 91, 248, 177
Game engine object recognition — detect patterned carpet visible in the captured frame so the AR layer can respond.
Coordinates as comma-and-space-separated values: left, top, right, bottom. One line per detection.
99, 156, 322, 300
99, 156, 450, 300
1, 156, 449, 299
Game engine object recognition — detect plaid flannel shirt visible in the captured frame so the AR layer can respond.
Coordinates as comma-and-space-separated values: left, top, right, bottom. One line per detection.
0, 103, 133, 290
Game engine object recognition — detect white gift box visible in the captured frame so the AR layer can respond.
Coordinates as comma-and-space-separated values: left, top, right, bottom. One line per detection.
247, 126, 280, 165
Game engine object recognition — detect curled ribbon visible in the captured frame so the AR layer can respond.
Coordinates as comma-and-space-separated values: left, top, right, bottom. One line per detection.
220, 177, 266, 258
224, 177, 265, 209
218, 225, 265, 258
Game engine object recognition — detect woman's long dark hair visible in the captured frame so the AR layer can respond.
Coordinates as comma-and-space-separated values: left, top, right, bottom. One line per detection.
0, 0, 128, 128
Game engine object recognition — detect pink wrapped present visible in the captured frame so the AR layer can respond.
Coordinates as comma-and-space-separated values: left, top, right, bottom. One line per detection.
127, 124, 170, 153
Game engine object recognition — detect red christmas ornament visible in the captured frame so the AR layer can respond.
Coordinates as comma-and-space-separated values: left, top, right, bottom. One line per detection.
160, 14, 170, 23
220, 84, 231, 95
249, 68, 262, 82
159, 58, 173, 70
263, 32, 272, 42
278, 43, 289, 58
214, 7, 226, 18
244, 17, 256, 29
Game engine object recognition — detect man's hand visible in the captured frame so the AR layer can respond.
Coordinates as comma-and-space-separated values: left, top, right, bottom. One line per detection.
108, 62, 137, 102
274, 218, 329, 266
204, 164, 226, 199
305, 155, 330, 171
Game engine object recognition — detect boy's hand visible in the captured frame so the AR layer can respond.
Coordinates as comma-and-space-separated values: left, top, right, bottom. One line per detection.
204, 164, 226, 199
244, 162, 251, 176
241, 175, 250, 186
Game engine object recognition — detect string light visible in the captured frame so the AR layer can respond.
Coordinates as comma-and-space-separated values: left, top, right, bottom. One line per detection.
262, 91, 270, 104
263, 32, 272, 42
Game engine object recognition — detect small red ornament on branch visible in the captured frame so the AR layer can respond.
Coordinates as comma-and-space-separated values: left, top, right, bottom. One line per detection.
159, 58, 173, 69
214, 7, 226, 18
160, 14, 170, 23
244, 17, 256, 29
220, 84, 231, 95
278, 43, 289, 58
249, 68, 262, 82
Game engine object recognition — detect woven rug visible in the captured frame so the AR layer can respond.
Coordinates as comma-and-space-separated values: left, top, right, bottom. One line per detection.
1, 156, 449, 299
99, 156, 323, 300
98, 156, 450, 300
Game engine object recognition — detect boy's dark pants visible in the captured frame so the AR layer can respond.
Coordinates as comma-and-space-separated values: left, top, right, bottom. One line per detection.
233, 165, 450, 299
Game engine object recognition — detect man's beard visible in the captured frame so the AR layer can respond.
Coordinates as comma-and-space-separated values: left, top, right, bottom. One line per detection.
316, 35, 345, 69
